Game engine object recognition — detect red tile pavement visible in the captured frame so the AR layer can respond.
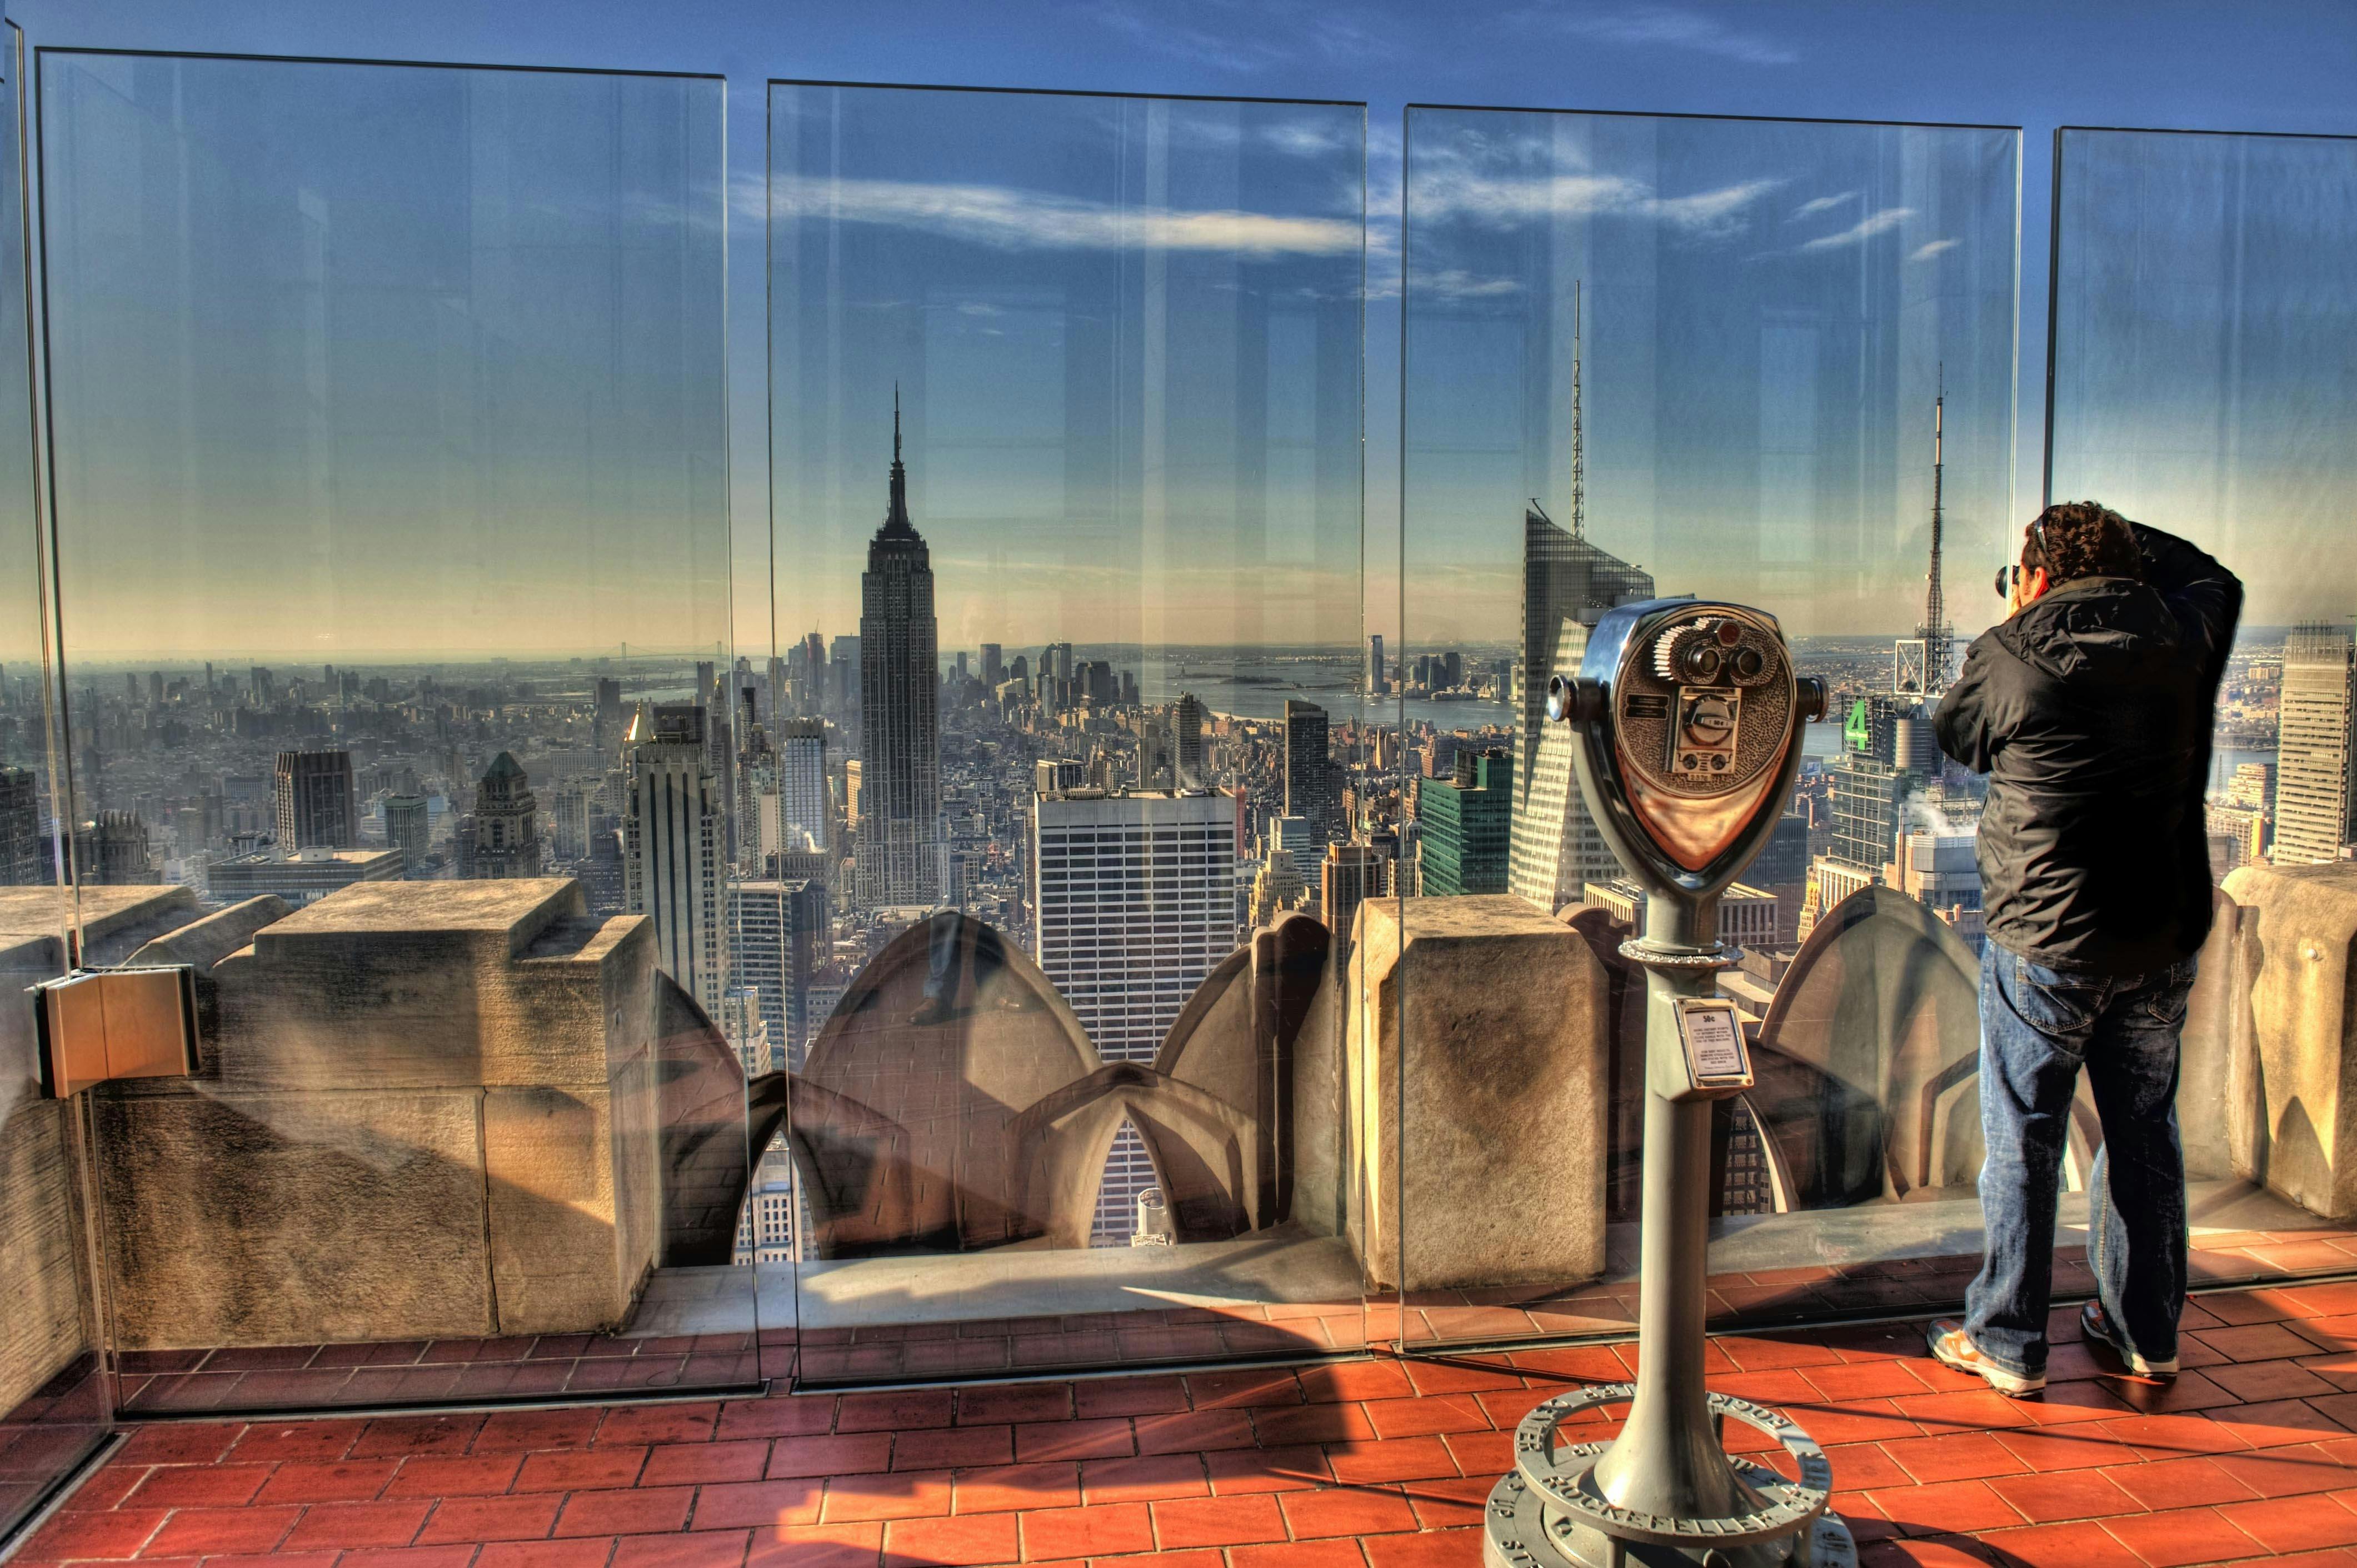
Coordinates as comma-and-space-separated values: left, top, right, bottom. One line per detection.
17, 1282, 2357, 1567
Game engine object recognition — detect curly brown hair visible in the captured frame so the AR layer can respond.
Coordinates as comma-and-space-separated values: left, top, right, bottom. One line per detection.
2026, 500, 2141, 584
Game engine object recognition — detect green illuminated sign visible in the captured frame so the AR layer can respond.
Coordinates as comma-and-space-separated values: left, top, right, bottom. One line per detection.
1844, 699, 1871, 753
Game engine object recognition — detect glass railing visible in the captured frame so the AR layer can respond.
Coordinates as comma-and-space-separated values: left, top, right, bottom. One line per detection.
767, 81, 1370, 1382
1399, 106, 2029, 1342
2049, 126, 2357, 1255
0, 22, 109, 1540
1391, 106, 2357, 1351
3, 31, 2351, 1431
36, 49, 757, 1412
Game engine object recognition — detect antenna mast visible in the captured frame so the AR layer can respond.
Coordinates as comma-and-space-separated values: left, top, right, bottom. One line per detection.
1570, 280, 1586, 541
1921, 367, 1949, 691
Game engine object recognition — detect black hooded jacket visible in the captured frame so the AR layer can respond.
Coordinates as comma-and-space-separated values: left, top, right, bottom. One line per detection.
1933, 524, 2243, 976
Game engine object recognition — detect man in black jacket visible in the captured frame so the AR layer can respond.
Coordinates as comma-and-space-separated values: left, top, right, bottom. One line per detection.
1924, 501, 2242, 1396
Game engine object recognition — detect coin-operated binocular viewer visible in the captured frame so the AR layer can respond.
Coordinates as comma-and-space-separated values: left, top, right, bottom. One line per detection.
1485, 601, 1841, 1568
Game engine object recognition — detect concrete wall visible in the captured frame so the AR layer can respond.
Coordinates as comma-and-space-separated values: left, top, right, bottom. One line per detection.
2221, 861, 2357, 1220
0, 921, 87, 1425
93, 879, 666, 1348
0, 887, 198, 1422
1336, 895, 1611, 1292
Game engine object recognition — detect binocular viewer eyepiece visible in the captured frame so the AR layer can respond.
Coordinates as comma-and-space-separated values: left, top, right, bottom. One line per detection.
1545, 600, 1827, 908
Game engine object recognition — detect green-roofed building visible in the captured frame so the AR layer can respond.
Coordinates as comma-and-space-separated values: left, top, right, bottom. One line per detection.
1417, 748, 1514, 898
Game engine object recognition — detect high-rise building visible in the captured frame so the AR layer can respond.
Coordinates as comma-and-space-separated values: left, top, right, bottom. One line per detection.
1032, 786, 1239, 1246
1173, 693, 1206, 789
2207, 800, 2268, 872
1249, 848, 1307, 928
732, 1141, 801, 1266
1, 766, 42, 885
1284, 700, 1337, 844
546, 780, 593, 862
1507, 503, 1655, 914
731, 877, 829, 1072
774, 719, 828, 855
979, 643, 1003, 692
273, 750, 357, 851
1827, 752, 1914, 880
1031, 788, 1239, 1062
1319, 842, 1387, 972
593, 677, 623, 747
1896, 832, 1985, 950
1036, 758, 1086, 793
1140, 712, 1176, 790
2275, 623, 2357, 866
1417, 748, 1513, 897
801, 631, 828, 716
467, 752, 540, 878
1264, 813, 1314, 863
856, 398, 944, 908
2225, 761, 2275, 813
209, 846, 404, 906
75, 812, 158, 885
1367, 634, 1387, 696
383, 794, 431, 871
624, 704, 731, 1018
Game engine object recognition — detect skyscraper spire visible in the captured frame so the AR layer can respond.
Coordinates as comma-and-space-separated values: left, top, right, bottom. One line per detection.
883, 383, 913, 535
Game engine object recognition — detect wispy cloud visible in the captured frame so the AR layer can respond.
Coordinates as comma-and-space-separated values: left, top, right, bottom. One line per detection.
1413, 166, 1783, 238
1423, 269, 1523, 300
1081, 0, 1407, 73
1524, 3, 1799, 65
762, 174, 1361, 257
1799, 206, 1914, 251
1789, 191, 1860, 221
1909, 237, 1960, 262
1085, 0, 1295, 73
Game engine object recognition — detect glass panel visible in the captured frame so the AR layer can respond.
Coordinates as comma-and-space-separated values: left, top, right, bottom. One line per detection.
1401, 108, 2019, 1344
770, 82, 1368, 1382
39, 52, 758, 1411
2051, 128, 2357, 1285
0, 23, 110, 1537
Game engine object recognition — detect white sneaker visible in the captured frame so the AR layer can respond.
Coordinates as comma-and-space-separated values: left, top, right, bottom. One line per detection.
1926, 1319, 2046, 1397
2081, 1301, 2178, 1377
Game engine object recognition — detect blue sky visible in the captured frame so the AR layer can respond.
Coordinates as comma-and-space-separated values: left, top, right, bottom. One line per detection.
8, 1, 2353, 661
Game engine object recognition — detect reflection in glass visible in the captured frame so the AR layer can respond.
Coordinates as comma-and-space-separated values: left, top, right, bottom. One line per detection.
2050, 128, 2357, 1249
38, 52, 755, 1410
771, 83, 1367, 1380
1402, 107, 2021, 1341
0, 26, 111, 1536
2050, 129, 2357, 865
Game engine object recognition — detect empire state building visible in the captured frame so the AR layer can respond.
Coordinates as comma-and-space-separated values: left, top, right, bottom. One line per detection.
856, 396, 945, 908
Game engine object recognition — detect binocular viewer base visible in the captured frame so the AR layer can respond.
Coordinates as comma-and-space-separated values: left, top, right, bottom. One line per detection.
1479, 1303, 1854, 1568
1485, 1473, 1857, 1568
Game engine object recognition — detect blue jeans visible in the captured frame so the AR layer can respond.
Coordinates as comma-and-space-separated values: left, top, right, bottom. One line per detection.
1964, 942, 2197, 1379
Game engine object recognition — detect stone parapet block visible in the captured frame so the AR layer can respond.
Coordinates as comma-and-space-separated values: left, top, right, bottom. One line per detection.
2223, 860, 2357, 1219
1345, 895, 1611, 1291
87, 878, 667, 1345
95, 1087, 497, 1348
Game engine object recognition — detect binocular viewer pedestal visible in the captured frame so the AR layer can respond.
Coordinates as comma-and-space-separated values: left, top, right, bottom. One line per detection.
1485, 600, 1849, 1568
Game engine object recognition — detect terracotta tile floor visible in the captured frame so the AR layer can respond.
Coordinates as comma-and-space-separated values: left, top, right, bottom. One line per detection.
15, 1278, 2357, 1567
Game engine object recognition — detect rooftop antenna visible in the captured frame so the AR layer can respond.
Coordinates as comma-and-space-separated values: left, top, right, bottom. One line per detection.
1920, 365, 1949, 691
1570, 279, 1586, 541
